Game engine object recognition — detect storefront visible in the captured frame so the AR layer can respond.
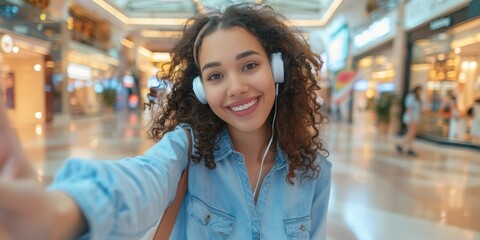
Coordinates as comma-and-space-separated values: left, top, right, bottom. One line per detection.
67, 42, 119, 116
0, 30, 51, 125
351, 11, 397, 116
0, 0, 63, 124
405, 0, 480, 147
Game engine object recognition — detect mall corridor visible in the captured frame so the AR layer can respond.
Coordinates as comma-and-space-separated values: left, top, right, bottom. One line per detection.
2, 110, 478, 240
2, 0, 480, 239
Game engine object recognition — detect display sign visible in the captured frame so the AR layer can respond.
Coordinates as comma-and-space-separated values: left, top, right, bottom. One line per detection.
429, 17, 452, 31
0, 5, 20, 19
351, 11, 397, 56
405, 0, 469, 30
353, 17, 391, 49
327, 25, 349, 72
333, 70, 357, 104
67, 63, 92, 80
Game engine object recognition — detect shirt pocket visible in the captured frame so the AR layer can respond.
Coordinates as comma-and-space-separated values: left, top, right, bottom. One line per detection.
284, 216, 311, 240
186, 196, 235, 240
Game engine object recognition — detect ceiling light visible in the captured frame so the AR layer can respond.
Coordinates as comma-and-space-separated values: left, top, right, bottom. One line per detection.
93, 0, 342, 28
35, 112, 43, 119
128, 18, 189, 26
470, 61, 477, 69
151, 52, 171, 62
140, 30, 182, 38
319, 0, 343, 26
93, 0, 128, 23
138, 47, 151, 57
34, 64, 42, 71
121, 38, 134, 48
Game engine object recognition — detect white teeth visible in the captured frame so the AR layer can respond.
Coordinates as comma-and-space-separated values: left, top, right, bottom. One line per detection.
230, 98, 258, 112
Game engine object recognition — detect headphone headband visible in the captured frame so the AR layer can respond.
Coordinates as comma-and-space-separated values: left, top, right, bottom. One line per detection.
193, 16, 220, 67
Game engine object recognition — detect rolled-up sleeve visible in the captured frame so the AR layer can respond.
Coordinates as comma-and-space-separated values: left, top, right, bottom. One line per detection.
47, 126, 190, 240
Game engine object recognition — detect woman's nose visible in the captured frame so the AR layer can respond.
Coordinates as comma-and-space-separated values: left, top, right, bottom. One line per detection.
226, 75, 249, 97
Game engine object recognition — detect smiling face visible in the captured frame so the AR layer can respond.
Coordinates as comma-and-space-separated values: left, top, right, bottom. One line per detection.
197, 26, 275, 135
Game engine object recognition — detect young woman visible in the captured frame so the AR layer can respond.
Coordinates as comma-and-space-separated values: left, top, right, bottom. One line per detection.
0, 4, 331, 240
396, 85, 423, 157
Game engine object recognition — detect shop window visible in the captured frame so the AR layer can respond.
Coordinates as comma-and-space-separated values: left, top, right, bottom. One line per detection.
411, 18, 480, 142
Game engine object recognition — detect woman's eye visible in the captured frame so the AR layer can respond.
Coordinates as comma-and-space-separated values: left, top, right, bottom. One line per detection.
243, 62, 258, 71
207, 73, 222, 81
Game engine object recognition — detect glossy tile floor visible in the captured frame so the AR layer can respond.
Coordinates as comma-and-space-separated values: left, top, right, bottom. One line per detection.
2, 110, 480, 240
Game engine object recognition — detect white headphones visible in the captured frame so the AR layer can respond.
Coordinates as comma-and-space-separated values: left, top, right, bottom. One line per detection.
193, 52, 284, 104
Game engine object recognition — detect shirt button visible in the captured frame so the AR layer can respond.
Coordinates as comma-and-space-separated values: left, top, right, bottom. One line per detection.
300, 224, 305, 231
266, 183, 270, 188
205, 214, 210, 224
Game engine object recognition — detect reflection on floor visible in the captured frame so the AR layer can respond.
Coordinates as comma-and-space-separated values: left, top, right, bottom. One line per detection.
4, 110, 480, 239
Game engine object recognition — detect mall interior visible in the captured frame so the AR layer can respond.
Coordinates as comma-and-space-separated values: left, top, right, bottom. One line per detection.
0, 0, 479, 239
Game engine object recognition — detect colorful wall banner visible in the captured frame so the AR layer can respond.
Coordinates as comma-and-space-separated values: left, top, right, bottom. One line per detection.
333, 70, 357, 105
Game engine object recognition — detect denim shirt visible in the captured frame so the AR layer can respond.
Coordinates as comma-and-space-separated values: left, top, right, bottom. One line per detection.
49, 125, 331, 240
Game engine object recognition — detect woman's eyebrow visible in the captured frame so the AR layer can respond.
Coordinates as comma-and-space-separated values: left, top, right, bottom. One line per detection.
202, 62, 221, 72
201, 50, 260, 72
236, 50, 260, 60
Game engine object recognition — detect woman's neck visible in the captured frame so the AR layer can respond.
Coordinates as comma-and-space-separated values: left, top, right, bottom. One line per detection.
228, 124, 272, 164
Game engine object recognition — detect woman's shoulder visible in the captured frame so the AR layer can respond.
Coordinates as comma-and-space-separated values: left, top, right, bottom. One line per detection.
316, 155, 332, 171
308, 154, 331, 180
309, 154, 331, 187
151, 123, 193, 150
164, 123, 193, 137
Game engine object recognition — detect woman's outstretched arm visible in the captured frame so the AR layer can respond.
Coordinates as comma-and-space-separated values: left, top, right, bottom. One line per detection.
0, 103, 87, 240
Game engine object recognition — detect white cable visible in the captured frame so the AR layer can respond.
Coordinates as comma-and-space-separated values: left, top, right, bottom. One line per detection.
253, 84, 278, 200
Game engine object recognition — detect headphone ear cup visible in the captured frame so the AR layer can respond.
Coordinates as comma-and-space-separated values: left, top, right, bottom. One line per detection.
270, 52, 284, 84
193, 76, 207, 104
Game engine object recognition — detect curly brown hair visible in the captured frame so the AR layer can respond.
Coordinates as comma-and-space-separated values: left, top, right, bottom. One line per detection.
147, 3, 328, 184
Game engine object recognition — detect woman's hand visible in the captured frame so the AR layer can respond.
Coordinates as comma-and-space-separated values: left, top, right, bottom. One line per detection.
0, 179, 55, 240
0, 104, 86, 240
0, 104, 34, 179
0, 103, 52, 239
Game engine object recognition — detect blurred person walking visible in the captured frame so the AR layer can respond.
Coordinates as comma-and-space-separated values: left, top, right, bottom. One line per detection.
396, 86, 423, 157
441, 94, 462, 139
469, 98, 480, 140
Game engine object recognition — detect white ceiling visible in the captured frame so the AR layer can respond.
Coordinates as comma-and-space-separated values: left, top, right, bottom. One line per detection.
74, 0, 361, 52
106, 0, 335, 19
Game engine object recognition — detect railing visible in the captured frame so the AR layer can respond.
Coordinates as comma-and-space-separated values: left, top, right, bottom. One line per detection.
419, 112, 479, 148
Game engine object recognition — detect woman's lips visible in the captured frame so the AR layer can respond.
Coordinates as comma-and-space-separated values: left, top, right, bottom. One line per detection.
227, 97, 260, 116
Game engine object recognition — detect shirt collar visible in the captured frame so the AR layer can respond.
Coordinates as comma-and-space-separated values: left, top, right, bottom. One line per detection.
212, 127, 234, 161
213, 127, 288, 170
